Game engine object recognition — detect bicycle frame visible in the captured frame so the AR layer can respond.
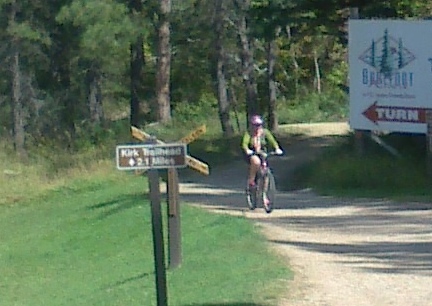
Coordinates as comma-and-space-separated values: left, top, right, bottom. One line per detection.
246, 151, 278, 213
257, 153, 273, 193
255, 151, 276, 179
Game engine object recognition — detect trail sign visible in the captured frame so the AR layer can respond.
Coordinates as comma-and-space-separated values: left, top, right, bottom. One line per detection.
362, 101, 428, 125
349, 19, 432, 134
126, 125, 209, 274
116, 143, 187, 170
179, 124, 206, 144
131, 126, 209, 175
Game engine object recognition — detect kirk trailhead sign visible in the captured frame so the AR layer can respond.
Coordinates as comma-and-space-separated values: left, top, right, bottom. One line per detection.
116, 143, 187, 170
115, 126, 208, 306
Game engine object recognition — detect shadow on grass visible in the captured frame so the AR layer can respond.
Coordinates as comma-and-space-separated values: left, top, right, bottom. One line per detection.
87, 193, 148, 219
111, 272, 152, 287
102, 272, 152, 292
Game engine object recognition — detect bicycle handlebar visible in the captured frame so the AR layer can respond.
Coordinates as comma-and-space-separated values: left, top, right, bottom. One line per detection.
249, 150, 283, 158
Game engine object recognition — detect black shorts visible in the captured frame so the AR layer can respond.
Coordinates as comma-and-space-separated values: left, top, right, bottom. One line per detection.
242, 152, 263, 164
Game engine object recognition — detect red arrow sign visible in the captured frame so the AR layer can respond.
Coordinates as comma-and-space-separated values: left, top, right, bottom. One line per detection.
362, 101, 427, 124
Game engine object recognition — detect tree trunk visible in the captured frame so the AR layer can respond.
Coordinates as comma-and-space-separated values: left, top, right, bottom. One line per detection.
129, 0, 145, 127
235, 0, 258, 124
286, 25, 300, 98
214, 0, 234, 136
10, 1, 27, 158
87, 67, 104, 124
229, 86, 241, 133
156, 0, 172, 123
12, 51, 27, 158
313, 50, 321, 94
267, 37, 278, 131
130, 36, 144, 127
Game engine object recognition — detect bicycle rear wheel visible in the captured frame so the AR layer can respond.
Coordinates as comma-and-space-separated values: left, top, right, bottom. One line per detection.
263, 171, 276, 213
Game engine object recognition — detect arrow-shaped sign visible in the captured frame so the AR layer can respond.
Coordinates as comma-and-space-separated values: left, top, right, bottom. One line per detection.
363, 101, 427, 124
131, 126, 209, 175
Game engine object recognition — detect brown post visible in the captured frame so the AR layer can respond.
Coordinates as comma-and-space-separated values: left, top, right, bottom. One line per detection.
426, 110, 432, 178
148, 169, 168, 306
167, 167, 182, 269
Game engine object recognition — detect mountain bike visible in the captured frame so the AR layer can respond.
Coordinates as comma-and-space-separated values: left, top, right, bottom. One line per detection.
246, 151, 280, 213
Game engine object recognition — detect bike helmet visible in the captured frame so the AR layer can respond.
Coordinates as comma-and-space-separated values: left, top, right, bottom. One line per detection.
250, 115, 263, 126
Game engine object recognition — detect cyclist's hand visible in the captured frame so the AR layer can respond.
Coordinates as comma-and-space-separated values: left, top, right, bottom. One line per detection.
246, 149, 254, 156
275, 148, 283, 155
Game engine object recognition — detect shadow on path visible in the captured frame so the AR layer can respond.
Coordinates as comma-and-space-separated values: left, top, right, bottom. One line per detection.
178, 134, 432, 276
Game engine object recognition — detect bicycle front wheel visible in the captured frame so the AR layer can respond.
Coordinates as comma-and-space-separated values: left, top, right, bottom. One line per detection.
263, 171, 276, 213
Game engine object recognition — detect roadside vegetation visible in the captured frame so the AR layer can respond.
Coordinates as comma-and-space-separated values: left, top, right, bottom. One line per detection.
291, 132, 432, 201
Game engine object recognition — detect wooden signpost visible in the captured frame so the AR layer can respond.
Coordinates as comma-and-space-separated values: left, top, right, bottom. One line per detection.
116, 125, 209, 306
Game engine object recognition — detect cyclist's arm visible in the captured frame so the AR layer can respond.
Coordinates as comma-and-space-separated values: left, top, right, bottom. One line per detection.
264, 129, 281, 150
241, 132, 251, 152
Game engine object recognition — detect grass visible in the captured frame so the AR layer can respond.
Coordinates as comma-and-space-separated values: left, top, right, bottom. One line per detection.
291, 132, 432, 200
0, 171, 290, 306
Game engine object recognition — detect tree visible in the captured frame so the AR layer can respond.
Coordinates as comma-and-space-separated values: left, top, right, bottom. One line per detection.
2, 0, 53, 156
156, 0, 172, 123
57, 0, 137, 130
8, 0, 26, 157
213, 0, 234, 136
266, 28, 280, 131
129, 0, 145, 127
234, 0, 259, 122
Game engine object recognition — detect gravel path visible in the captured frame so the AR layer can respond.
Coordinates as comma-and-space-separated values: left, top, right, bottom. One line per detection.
179, 123, 432, 306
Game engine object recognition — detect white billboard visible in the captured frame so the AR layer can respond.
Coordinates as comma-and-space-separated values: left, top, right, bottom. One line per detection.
349, 19, 432, 134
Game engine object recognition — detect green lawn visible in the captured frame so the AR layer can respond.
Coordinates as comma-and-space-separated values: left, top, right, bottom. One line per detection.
0, 173, 290, 306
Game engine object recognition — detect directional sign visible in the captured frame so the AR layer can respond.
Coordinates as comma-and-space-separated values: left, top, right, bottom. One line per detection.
131, 126, 209, 175
179, 125, 206, 144
116, 143, 187, 170
363, 101, 428, 125
349, 19, 432, 134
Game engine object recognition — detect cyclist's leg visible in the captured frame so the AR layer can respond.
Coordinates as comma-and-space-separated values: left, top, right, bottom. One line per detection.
248, 155, 261, 186
262, 172, 270, 206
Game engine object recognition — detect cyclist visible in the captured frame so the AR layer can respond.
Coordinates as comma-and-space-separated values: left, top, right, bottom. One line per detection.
241, 115, 283, 203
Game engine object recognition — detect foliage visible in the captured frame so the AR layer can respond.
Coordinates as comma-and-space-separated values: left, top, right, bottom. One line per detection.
1, 0, 431, 159
291, 133, 432, 199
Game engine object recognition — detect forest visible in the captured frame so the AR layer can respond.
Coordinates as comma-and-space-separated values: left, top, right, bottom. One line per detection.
1, 0, 432, 157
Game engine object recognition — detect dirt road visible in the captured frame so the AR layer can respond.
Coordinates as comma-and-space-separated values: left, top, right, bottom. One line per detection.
179, 123, 432, 306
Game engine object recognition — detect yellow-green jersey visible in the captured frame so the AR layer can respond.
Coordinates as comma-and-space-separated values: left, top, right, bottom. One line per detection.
241, 128, 279, 153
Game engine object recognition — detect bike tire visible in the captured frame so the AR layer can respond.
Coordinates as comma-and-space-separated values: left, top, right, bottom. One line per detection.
263, 171, 276, 213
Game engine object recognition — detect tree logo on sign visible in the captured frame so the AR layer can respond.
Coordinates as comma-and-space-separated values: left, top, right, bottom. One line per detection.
359, 29, 416, 77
